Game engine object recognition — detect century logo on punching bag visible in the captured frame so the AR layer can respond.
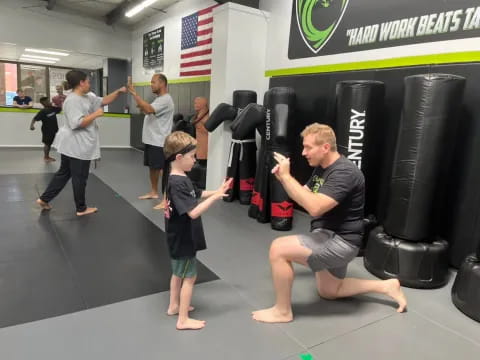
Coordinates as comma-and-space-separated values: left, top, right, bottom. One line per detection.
348, 108, 365, 169
296, 0, 350, 53
265, 108, 271, 141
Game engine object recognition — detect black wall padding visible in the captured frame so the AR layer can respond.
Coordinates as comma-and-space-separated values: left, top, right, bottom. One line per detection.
383, 74, 466, 241
335, 80, 385, 216
451, 254, 480, 322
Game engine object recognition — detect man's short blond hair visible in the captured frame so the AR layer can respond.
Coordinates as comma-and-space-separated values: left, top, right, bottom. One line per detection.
164, 131, 197, 160
301, 123, 337, 152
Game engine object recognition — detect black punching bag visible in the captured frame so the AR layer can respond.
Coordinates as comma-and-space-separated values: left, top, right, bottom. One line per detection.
267, 87, 296, 231
447, 112, 480, 268
365, 74, 465, 289
451, 249, 480, 322
335, 80, 385, 217
222, 90, 257, 202
384, 74, 466, 241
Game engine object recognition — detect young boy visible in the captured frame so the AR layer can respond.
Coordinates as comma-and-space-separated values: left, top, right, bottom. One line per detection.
163, 131, 232, 330
30, 97, 61, 162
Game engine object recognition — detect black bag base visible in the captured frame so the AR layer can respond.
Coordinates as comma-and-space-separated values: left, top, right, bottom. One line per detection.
358, 215, 379, 257
451, 254, 480, 323
364, 226, 449, 289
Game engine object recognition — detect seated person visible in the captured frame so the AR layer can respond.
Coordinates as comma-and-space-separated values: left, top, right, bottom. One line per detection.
191, 97, 209, 166
52, 85, 67, 108
13, 89, 33, 108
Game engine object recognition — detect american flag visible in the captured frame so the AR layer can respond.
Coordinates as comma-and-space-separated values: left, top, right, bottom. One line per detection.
180, 5, 217, 77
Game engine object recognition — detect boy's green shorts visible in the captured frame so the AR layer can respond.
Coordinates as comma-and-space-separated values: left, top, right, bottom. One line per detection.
171, 257, 197, 278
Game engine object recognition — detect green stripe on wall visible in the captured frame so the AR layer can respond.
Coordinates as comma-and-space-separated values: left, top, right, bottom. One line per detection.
265, 51, 480, 77
134, 75, 211, 86
0, 108, 39, 113
0, 107, 130, 118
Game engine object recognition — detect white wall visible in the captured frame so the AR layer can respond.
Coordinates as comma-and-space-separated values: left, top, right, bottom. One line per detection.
131, 0, 217, 83
259, 0, 480, 73
206, 3, 269, 189
0, 3, 131, 61
0, 111, 130, 148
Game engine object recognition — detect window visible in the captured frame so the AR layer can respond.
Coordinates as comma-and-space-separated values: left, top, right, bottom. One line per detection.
20, 64, 47, 108
0, 63, 18, 106
49, 67, 70, 100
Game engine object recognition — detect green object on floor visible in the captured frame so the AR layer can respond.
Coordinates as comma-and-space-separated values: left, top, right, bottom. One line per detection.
299, 353, 314, 360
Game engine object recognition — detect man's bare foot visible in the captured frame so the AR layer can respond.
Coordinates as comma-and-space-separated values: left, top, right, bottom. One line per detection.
167, 305, 195, 316
252, 306, 293, 323
76, 207, 98, 217
176, 318, 206, 330
47, 157, 56, 162
36, 198, 52, 210
138, 192, 159, 200
384, 279, 407, 313
153, 199, 167, 210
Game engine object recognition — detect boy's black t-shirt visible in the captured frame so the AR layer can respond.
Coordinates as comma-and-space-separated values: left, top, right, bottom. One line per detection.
165, 174, 206, 259
34, 106, 61, 134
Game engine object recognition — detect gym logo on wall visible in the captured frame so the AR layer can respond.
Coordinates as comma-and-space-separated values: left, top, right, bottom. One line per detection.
295, 0, 349, 54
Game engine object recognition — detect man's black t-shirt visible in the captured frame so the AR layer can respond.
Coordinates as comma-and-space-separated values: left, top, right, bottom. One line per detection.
34, 106, 61, 135
13, 96, 32, 106
306, 155, 365, 246
165, 174, 206, 259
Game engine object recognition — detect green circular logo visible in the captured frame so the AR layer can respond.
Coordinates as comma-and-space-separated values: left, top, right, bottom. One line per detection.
296, 0, 349, 53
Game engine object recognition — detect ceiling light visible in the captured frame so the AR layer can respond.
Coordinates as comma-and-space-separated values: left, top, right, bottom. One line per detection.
21, 54, 60, 61
25, 48, 69, 56
125, 0, 158, 18
20, 57, 56, 64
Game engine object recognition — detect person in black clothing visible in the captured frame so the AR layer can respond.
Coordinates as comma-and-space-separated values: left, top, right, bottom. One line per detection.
163, 131, 232, 330
13, 89, 32, 108
252, 123, 407, 324
30, 97, 60, 162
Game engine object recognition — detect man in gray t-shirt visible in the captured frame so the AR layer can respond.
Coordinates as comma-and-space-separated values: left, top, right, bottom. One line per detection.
252, 124, 407, 324
128, 74, 174, 209
36, 70, 126, 216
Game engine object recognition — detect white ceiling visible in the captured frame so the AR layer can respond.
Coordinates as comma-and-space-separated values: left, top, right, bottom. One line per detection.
0, 0, 183, 69
0, 42, 105, 70
16, 0, 180, 27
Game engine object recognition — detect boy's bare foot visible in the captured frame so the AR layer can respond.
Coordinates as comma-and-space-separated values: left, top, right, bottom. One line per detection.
384, 279, 408, 313
176, 318, 206, 330
153, 199, 167, 210
36, 198, 52, 210
167, 305, 195, 316
76, 207, 98, 216
138, 192, 159, 200
252, 306, 293, 323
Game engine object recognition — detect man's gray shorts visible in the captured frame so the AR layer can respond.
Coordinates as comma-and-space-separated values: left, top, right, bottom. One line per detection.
299, 228, 359, 279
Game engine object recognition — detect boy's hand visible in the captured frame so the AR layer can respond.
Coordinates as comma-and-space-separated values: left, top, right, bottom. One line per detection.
214, 178, 233, 199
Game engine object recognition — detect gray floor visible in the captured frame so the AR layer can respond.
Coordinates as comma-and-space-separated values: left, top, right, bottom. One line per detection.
0, 148, 479, 360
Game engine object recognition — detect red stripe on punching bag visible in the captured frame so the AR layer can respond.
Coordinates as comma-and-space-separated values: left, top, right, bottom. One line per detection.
240, 178, 255, 191
251, 190, 264, 211
271, 201, 294, 218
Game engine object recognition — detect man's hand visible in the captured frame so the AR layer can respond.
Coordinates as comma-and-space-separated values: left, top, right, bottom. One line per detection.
214, 178, 233, 200
93, 108, 104, 118
272, 152, 291, 182
30, 125, 35, 131
127, 76, 136, 96
117, 86, 127, 94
